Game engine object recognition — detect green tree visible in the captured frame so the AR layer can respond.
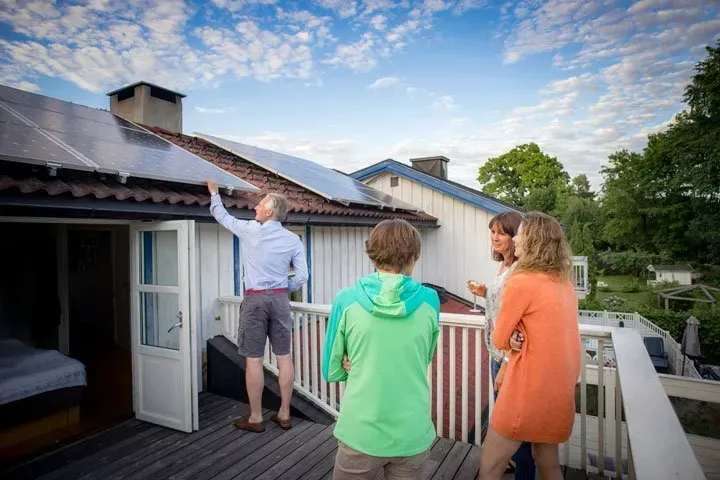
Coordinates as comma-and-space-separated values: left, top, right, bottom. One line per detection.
477, 143, 570, 206
572, 174, 594, 199
600, 41, 720, 263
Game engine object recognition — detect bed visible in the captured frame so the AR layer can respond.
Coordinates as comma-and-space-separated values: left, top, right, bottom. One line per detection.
0, 338, 87, 430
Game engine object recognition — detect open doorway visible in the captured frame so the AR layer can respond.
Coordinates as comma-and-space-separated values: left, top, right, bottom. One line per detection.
66, 226, 133, 430
0, 222, 132, 465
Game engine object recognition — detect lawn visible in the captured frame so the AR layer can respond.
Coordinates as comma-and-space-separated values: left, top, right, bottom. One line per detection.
595, 275, 654, 312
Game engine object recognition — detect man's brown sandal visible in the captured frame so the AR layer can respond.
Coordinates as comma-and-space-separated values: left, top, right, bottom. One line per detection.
271, 413, 292, 430
233, 415, 265, 433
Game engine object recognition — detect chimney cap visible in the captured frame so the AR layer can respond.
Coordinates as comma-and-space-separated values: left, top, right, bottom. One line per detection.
106, 81, 186, 98
410, 155, 450, 164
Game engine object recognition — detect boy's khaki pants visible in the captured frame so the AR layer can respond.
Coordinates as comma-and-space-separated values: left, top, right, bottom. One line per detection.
332, 441, 430, 479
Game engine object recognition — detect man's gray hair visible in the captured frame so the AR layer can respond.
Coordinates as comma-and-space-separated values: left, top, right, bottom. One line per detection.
266, 193, 289, 222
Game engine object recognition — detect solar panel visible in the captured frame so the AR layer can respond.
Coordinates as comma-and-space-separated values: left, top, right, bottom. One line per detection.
0, 85, 144, 131
197, 133, 422, 212
0, 85, 259, 193
0, 121, 94, 170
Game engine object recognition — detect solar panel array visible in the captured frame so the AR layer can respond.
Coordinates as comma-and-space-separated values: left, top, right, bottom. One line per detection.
0, 85, 258, 192
197, 133, 422, 212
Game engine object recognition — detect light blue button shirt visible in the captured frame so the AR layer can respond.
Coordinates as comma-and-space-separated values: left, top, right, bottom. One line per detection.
210, 194, 308, 292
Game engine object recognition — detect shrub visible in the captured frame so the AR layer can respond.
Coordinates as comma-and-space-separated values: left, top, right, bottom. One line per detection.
602, 295, 626, 309
620, 278, 642, 293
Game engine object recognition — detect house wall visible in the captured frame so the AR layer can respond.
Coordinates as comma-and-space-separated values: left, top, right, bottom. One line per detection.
365, 172, 495, 302
308, 226, 375, 304
657, 271, 692, 285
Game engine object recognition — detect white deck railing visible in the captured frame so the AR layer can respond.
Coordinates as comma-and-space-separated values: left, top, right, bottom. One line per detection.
218, 297, 708, 479
579, 310, 702, 378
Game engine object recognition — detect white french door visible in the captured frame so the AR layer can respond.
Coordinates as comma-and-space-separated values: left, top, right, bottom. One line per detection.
130, 220, 198, 432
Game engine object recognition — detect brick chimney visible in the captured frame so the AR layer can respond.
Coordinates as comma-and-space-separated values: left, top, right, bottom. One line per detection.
410, 155, 450, 179
107, 81, 185, 134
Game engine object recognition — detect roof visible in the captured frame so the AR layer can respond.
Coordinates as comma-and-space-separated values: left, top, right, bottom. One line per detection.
648, 264, 694, 272
351, 159, 523, 215
106, 81, 187, 98
147, 128, 437, 224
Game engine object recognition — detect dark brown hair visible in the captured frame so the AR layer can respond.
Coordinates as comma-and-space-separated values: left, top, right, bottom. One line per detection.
513, 212, 572, 282
365, 219, 422, 273
488, 211, 522, 264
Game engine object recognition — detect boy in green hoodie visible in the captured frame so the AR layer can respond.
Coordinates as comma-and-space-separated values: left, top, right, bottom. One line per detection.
322, 219, 440, 479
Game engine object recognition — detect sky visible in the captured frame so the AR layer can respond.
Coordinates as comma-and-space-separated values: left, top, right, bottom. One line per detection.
1, 0, 719, 192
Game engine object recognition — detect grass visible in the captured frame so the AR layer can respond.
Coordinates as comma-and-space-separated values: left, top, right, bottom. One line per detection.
595, 275, 653, 311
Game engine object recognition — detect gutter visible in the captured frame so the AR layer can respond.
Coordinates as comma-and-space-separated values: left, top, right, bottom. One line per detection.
0, 194, 438, 228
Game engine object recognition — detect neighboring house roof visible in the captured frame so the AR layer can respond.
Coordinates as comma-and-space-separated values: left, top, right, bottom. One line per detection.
350, 159, 523, 215
647, 264, 694, 272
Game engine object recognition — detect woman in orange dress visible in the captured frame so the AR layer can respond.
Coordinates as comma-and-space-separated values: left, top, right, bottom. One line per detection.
479, 212, 581, 480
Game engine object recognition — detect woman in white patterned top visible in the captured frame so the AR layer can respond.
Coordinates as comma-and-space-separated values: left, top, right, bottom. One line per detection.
467, 211, 536, 479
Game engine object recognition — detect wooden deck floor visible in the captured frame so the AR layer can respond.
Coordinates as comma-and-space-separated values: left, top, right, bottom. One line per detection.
0, 393, 593, 480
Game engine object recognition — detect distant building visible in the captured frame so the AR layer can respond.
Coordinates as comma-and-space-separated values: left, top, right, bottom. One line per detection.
647, 264, 698, 286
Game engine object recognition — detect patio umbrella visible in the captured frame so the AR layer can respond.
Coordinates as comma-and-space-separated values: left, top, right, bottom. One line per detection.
681, 316, 702, 375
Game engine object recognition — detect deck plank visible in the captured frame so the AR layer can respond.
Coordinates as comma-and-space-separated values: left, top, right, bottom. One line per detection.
240, 422, 328, 479
79, 398, 244, 480
209, 421, 315, 480
275, 434, 340, 480
422, 437, 456, 478
0, 393, 597, 480
253, 424, 334, 480
296, 449, 339, 480
433, 441, 472, 479
452, 444, 480, 479
136, 409, 272, 480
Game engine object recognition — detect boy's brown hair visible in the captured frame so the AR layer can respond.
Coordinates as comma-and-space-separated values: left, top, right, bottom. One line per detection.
365, 219, 422, 273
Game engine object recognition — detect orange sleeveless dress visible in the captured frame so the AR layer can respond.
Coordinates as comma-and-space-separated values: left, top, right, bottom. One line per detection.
490, 272, 581, 443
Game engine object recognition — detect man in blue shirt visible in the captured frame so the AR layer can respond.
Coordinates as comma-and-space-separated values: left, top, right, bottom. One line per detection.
206, 179, 308, 432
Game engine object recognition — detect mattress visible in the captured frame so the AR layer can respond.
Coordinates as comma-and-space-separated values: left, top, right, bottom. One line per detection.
0, 338, 87, 406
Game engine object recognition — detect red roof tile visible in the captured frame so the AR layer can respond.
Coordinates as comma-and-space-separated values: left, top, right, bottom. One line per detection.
0, 127, 436, 224
147, 127, 436, 223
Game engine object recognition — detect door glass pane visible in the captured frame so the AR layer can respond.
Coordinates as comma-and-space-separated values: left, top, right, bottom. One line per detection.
139, 231, 178, 287
140, 292, 180, 350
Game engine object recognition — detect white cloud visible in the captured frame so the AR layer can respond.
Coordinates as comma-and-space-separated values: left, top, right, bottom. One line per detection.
370, 14, 388, 30
323, 32, 377, 71
211, 0, 278, 12
195, 106, 231, 114
367, 76, 401, 88
314, 0, 358, 18
432, 95, 459, 110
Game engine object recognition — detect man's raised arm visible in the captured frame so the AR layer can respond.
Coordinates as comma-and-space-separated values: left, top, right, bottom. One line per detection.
205, 178, 251, 238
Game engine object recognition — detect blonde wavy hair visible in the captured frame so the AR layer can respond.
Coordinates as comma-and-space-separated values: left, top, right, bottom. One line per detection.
513, 212, 573, 282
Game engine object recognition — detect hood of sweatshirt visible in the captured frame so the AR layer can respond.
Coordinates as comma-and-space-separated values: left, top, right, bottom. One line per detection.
352, 272, 428, 318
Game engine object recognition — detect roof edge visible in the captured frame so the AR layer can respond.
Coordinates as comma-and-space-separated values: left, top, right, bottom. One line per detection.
351, 159, 523, 215
106, 81, 187, 98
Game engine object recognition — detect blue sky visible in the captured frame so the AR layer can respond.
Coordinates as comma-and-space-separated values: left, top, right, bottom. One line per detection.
1, 0, 719, 190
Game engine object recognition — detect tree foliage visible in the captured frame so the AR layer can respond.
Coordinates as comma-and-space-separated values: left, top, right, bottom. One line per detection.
476, 143, 570, 206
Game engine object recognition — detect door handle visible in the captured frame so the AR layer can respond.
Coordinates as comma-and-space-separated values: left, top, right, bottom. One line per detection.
168, 311, 183, 333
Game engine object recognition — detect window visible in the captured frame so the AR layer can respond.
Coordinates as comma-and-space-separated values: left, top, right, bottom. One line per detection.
288, 228, 308, 303
150, 86, 177, 104
390, 176, 399, 187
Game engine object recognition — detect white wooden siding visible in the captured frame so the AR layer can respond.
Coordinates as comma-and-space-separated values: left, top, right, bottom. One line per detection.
309, 227, 376, 304
195, 223, 235, 389
366, 172, 495, 302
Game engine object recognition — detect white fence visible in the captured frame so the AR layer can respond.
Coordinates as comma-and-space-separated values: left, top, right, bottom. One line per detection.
579, 310, 702, 379
218, 297, 709, 479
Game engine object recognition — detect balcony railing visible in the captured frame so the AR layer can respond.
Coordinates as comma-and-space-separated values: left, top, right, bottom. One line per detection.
218, 297, 708, 479
572, 255, 590, 299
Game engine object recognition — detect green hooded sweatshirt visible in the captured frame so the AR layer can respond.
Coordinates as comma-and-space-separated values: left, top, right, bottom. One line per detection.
321, 272, 440, 457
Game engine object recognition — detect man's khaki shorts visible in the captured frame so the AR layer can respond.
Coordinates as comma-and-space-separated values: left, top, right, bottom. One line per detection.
236, 293, 292, 358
